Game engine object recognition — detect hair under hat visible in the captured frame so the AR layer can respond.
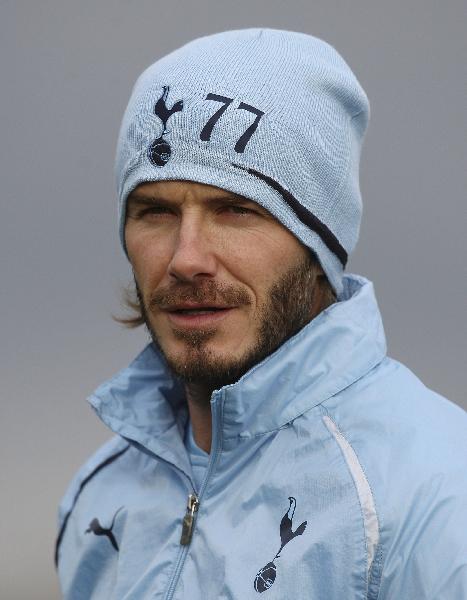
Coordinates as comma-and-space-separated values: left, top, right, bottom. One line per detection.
115, 28, 369, 296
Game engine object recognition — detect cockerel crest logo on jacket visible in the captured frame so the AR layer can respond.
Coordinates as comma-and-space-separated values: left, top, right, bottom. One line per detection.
254, 496, 308, 593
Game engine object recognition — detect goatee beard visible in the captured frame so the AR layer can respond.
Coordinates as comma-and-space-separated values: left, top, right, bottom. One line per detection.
136, 253, 319, 398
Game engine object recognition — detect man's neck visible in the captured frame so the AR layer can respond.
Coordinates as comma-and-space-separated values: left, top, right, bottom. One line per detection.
185, 383, 213, 453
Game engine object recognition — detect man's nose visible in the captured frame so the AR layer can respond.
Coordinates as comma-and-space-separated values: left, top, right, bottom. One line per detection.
167, 216, 218, 283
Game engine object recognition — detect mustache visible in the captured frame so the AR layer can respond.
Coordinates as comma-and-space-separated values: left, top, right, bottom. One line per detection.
147, 280, 252, 310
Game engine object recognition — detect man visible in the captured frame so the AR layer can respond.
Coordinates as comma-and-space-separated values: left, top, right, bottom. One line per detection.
56, 29, 467, 599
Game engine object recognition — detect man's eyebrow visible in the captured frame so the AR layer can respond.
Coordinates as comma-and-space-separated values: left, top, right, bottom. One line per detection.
126, 194, 164, 207
126, 191, 256, 206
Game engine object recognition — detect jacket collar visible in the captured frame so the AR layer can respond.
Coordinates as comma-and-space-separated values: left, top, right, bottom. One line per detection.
89, 275, 386, 460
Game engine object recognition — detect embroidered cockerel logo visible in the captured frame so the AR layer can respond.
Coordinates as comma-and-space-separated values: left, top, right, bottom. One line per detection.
148, 86, 184, 167
254, 496, 308, 593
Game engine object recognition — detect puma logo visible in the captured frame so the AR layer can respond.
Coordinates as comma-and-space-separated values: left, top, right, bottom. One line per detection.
85, 506, 124, 551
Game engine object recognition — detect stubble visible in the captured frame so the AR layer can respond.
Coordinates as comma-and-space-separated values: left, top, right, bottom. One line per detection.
137, 252, 321, 394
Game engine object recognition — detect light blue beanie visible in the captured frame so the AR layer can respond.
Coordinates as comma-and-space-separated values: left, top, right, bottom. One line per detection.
115, 28, 369, 296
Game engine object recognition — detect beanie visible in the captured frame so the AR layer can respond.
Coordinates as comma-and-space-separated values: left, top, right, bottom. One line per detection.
115, 28, 369, 296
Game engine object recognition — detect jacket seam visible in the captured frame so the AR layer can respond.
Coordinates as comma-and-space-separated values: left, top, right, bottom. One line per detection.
320, 407, 382, 599
320, 407, 384, 599
200, 394, 226, 504
322, 407, 384, 600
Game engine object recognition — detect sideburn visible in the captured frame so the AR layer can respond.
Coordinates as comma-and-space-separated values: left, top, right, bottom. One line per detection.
255, 255, 321, 359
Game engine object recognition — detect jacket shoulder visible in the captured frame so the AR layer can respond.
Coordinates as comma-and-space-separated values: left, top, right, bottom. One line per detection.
323, 355, 467, 492
58, 436, 130, 527
326, 355, 465, 433
55, 436, 130, 566
322, 357, 467, 598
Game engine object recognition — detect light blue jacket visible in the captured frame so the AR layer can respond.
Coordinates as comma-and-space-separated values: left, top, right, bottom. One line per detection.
56, 275, 467, 599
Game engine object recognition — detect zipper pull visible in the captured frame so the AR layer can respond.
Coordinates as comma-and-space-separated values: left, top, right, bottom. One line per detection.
180, 493, 200, 545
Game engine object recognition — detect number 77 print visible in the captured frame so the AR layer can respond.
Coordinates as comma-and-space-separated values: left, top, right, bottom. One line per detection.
200, 93, 265, 153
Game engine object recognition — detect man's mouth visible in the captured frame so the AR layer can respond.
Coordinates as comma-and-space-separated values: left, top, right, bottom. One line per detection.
163, 304, 235, 327
169, 306, 229, 315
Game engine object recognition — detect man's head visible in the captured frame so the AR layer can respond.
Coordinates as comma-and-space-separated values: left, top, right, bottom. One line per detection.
115, 28, 369, 388
115, 28, 369, 297
124, 180, 335, 389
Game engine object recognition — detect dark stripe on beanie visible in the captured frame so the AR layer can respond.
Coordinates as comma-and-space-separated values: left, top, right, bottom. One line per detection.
232, 163, 348, 267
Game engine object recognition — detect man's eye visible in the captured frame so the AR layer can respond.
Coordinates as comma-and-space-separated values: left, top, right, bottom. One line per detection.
222, 205, 256, 215
135, 206, 173, 218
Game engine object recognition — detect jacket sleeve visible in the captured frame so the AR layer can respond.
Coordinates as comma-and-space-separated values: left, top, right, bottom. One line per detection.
376, 466, 467, 599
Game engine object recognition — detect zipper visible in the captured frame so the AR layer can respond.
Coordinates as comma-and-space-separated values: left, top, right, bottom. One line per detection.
163, 395, 223, 600
180, 493, 200, 545
162, 490, 199, 600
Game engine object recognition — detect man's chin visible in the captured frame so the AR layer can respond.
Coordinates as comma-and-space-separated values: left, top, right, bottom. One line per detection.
160, 342, 253, 389
171, 325, 218, 349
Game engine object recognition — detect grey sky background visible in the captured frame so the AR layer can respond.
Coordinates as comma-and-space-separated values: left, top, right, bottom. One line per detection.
1, 1, 466, 597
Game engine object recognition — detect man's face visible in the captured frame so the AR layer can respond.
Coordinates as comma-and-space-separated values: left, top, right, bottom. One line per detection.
125, 180, 321, 389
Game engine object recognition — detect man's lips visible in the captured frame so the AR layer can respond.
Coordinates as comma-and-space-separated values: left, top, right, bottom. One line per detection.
162, 304, 236, 327
164, 302, 233, 312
